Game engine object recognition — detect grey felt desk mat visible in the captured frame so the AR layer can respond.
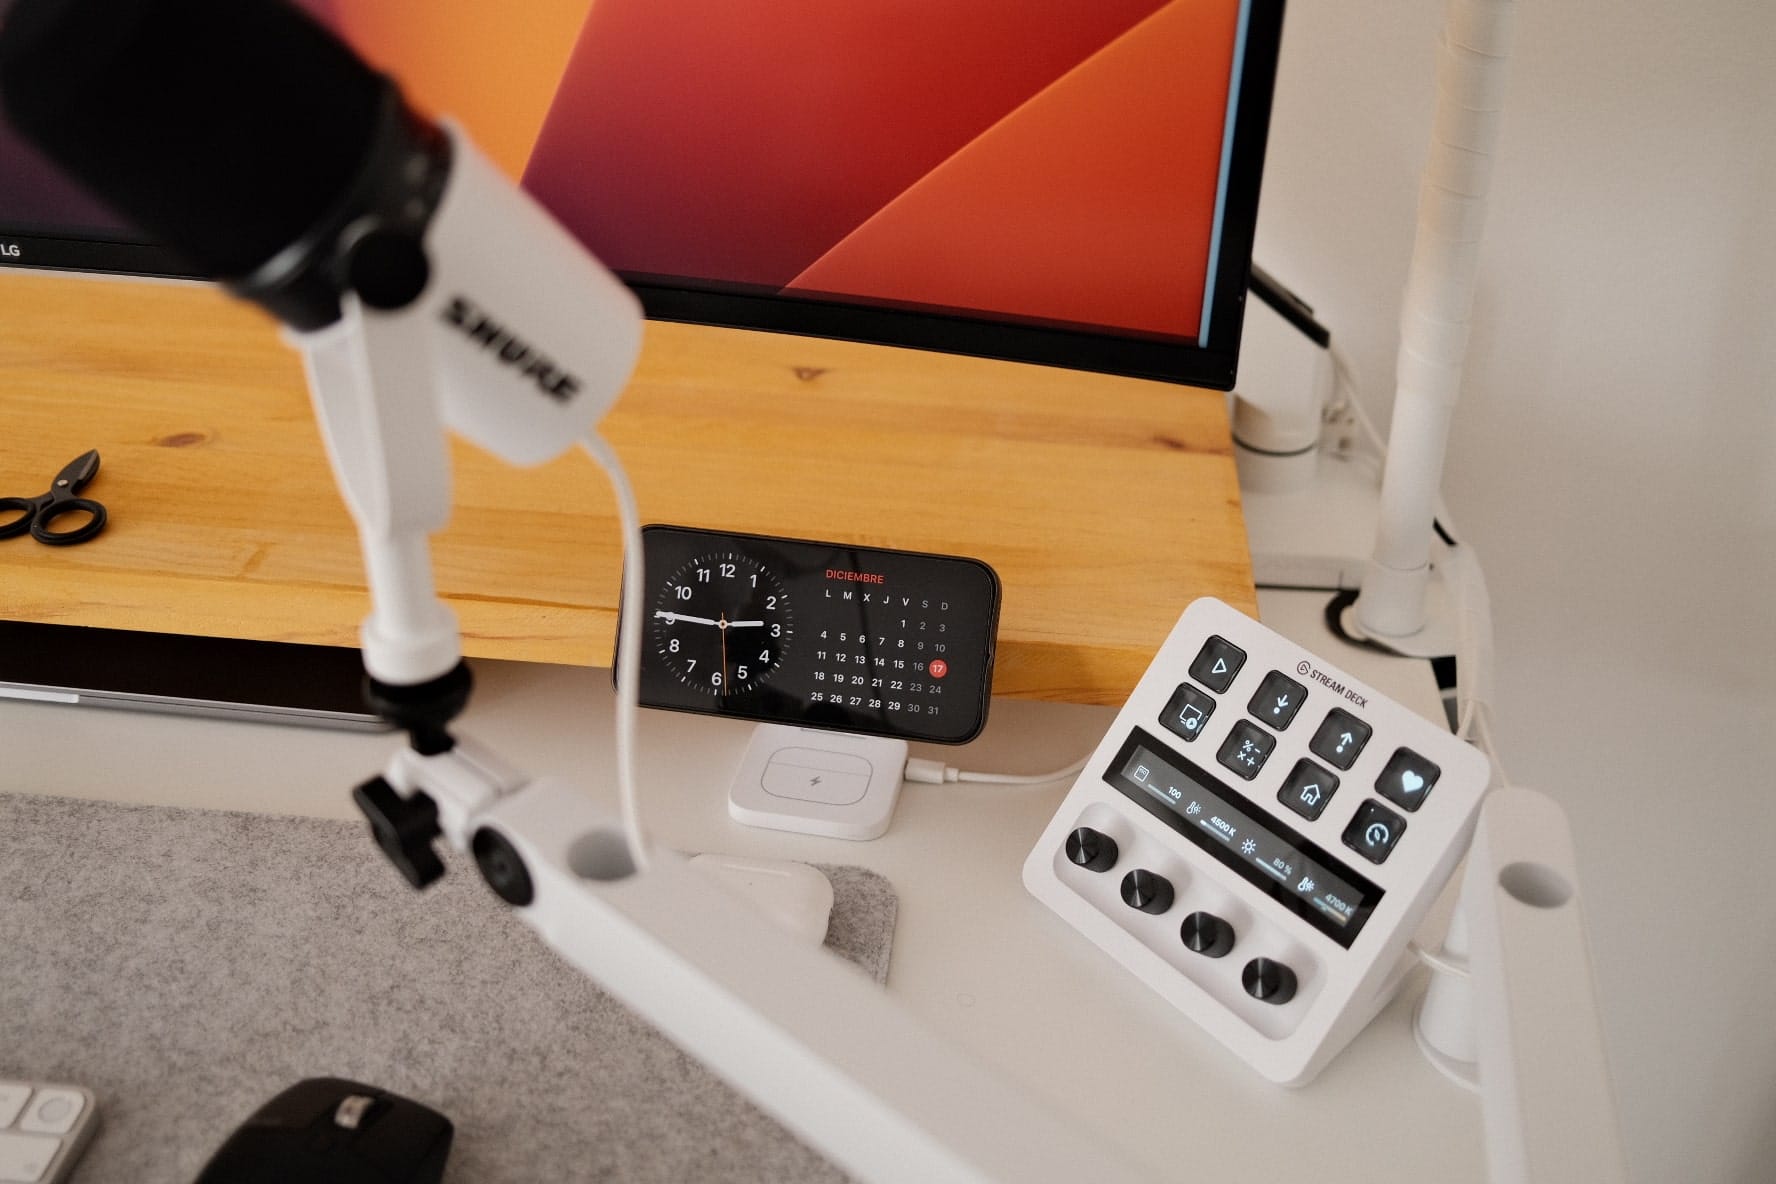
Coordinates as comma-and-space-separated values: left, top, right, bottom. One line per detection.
0, 793, 897, 1182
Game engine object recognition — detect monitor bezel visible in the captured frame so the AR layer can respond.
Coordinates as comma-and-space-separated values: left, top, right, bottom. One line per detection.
0, 0, 1284, 391
0, 228, 193, 277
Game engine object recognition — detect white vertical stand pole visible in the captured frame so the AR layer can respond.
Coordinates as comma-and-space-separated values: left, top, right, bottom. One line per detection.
295, 303, 462, 687
1356, 0, 1516, 639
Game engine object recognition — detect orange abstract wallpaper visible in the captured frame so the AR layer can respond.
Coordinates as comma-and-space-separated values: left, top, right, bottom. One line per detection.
784, 1, 1239, 339
523, 0, 1242, 342
325, 0, 593, 180
1, 0, 1246, 344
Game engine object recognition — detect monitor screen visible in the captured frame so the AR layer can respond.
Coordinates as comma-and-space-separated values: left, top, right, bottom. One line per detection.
0, 0, 1282, 387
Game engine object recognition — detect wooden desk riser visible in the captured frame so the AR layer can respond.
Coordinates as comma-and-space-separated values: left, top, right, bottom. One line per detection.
0, 271, 1253, 707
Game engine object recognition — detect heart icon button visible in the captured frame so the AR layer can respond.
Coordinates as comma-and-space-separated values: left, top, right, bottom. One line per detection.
1379, 752, 1439, 811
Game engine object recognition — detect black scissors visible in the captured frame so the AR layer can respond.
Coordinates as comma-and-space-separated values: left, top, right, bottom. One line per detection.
0, 450, 109, 545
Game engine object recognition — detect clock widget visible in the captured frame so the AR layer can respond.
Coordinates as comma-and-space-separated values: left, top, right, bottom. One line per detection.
650, 552, 792, 695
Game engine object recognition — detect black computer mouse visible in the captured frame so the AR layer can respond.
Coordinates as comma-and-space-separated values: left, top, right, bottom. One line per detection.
194, 1077, 453, 1184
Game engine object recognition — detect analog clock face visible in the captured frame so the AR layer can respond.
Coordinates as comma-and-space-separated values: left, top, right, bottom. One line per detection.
650, 552, 792, 695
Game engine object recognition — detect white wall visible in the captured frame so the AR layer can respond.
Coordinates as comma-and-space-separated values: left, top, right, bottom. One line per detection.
1251, 3, 1776, 1181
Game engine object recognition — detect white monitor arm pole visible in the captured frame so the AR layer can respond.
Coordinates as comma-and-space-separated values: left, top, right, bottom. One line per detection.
1351, 5, 1626, 1178
1356, 0, 1515, 642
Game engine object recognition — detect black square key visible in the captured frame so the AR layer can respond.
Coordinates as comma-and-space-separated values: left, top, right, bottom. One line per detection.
1309, 708, 1372, 770
1188, 635, 1246, 693
1343, 800, 1407, 864
1248, 670, 1307, 730
1376, 748, 1441, 812
1277, 759, 1339, 821
1160, 683, 1216, 743
1216, 719, 1275, 781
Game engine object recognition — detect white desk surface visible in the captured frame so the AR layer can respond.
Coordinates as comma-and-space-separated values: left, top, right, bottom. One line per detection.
1, 589, 1491, 1182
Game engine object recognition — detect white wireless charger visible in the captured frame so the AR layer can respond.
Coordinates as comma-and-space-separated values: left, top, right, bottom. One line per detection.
728, 723, 909, 840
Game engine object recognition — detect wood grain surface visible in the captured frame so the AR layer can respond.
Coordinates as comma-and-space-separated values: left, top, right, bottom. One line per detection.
0, 270, 1253, 705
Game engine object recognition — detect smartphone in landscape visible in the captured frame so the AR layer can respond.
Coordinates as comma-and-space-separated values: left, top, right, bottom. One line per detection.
0, 619, 389, 730
622, 525, 1001, 744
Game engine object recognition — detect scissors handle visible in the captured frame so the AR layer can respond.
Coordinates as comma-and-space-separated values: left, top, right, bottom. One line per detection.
30, 497, 108, 545
0, 496, 37, 540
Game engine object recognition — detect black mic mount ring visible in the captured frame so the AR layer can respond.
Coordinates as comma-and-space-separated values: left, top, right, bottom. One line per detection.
230, 80, 452, 330
365, 660, 474, 756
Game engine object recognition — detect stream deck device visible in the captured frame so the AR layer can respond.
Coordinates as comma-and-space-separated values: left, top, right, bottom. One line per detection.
1023, 597, 1490, 1085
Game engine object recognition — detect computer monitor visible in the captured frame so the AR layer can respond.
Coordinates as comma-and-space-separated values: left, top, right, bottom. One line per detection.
0, 0, 1282, 390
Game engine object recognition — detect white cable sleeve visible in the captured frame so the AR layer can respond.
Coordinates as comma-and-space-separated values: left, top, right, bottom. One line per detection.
1331, 342, 1467, 542
1358, 0, 1516, 638
1334, 331, 1513, 788
580, 431, 651, 872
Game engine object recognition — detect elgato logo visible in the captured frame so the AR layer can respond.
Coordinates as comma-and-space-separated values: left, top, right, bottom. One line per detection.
441, 295, 581, 403
0, 243, 20, 258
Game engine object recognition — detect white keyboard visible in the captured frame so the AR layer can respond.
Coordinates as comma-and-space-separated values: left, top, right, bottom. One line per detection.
0, 1082, 96, 1184
1023, 597, 1490, 1085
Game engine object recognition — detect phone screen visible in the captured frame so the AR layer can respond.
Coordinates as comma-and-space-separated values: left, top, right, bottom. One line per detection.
625, 526, 1000, 744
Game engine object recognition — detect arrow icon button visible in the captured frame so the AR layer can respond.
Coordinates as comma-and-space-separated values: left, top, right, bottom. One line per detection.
1188, 635, 1246, 693
1310, 708, 1372, 770
1248, 670, 1306, 729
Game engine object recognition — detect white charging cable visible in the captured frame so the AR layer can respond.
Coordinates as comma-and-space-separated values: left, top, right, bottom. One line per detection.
580, 431, 651, 872
903, 755, 1089, 786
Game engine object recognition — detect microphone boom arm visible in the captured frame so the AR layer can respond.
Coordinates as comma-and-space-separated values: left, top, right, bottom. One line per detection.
287, 120, 1157, 1184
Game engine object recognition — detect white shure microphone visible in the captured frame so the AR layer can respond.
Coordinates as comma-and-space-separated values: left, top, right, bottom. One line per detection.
291, 127, 643, 690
